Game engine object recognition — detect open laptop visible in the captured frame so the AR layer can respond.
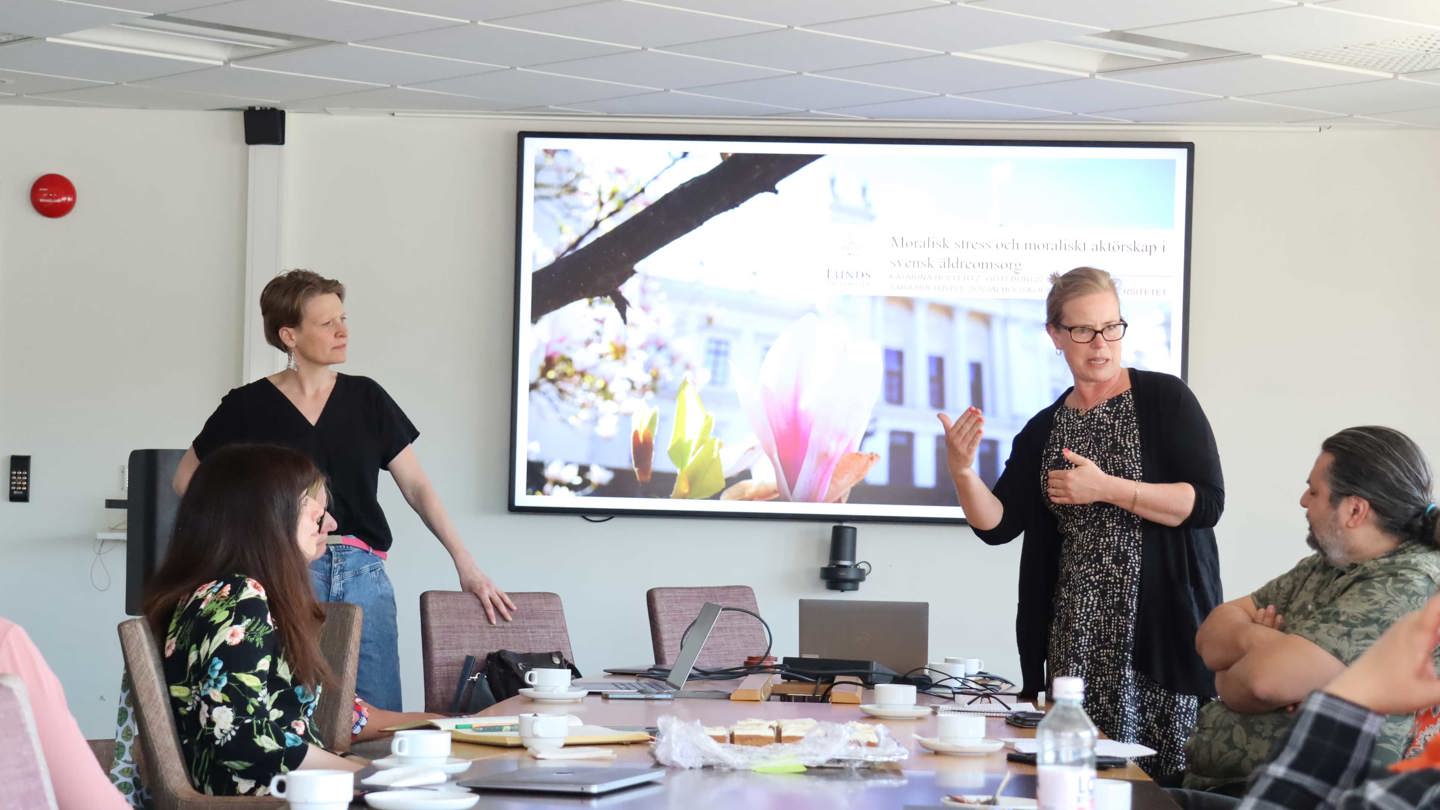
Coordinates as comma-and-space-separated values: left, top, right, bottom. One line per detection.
798, 599, 929, 676
575, 601, 729, 698
460, 765, 666, 795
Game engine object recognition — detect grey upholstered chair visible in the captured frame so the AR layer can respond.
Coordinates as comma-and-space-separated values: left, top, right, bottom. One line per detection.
0, 673, 58, 810
419, 591, 574, 714
646, 586, 767, 670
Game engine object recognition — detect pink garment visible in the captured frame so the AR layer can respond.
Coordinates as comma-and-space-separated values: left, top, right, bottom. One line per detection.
0, 618, 128, 810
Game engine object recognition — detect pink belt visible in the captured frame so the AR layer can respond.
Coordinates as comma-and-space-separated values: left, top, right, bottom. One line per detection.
326, 535, 388, 561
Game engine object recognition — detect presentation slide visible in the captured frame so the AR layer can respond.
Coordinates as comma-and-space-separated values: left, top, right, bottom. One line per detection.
510, 133, 1191, 522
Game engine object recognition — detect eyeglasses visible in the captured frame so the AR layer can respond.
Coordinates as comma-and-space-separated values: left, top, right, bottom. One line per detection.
1057, 320, 1127, 344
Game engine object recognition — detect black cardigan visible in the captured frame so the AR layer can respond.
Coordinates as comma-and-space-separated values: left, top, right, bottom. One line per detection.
973, 368, 1223, 698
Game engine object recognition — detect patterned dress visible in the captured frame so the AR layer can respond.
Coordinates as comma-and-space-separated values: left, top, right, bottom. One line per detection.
1042, 391, 1198, 778
161, 574, 323, 795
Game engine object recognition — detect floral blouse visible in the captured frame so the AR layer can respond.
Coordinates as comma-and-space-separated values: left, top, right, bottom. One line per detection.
161, 574, 322, 796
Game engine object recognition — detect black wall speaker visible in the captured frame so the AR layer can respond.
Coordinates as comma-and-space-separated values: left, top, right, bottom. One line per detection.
243, 107, 285, 146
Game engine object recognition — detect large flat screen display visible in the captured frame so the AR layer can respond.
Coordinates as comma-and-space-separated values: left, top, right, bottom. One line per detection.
510, 132, 1192, 523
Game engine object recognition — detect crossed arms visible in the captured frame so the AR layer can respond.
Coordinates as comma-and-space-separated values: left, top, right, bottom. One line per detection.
1196, 595, 1347, 713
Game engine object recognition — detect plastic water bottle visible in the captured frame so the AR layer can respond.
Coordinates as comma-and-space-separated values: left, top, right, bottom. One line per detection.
1036, 676, 1098, 810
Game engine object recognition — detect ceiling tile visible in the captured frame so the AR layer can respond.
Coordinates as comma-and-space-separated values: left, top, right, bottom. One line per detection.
1245, 77, 1440, 114
357, 0, 599, 21
0, 0, 140, 38
409, 67, 649, 105
1321, 0, 1440, 26
818, 53, 1080, 94
176, 0, 457, 42
0, 67, 105, 94
0, 39, 213, 82
34, 82, 266, 109
668, 28, 931, 72
235, 43, 498, 85
1133, 6, 1436, 54
137, 64, 378, 101
696, 73, 929, 109
967, 0, 1283, 31
363, 22, 631, 65
966, 77, 1214, 113
558, 89, 797, 115
0, 93, 105, 107
1100, 96, 1341, 123
1306, 113, 1419, 128
89, 1, 231, 11
496, 1, 777, 48
294, 85, 503, 110
645, 0, 945, 26
539, 49, 786, 89
828, 93, 1061, 119
1362, 105, 1440, 125
812, 5, 1098, 53
1105, 55, 1381, 96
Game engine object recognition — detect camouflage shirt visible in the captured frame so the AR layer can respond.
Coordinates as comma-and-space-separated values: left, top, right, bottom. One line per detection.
1183, 542, 1440, 791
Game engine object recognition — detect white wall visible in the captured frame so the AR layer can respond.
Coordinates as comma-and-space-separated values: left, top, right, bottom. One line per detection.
3, 107, 1439, 735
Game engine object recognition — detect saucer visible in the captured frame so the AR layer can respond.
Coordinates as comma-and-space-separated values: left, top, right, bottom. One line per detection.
371, 756, 472, 774
916, 736, 1005, 756
519, 687, 588, 703
941, 795, 1037, 809
364, 788, 479, 810
859, 704, 932, 720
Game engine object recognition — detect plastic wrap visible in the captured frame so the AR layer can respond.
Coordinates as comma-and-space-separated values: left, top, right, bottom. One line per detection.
652, 716, 909, 770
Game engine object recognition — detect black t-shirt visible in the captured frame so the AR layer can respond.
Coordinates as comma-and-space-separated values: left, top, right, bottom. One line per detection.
192, 374, 419, 553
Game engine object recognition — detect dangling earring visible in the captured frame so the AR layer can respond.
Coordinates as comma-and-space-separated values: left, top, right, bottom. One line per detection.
286, 350, 296, 371
1055, 348, 1062, 356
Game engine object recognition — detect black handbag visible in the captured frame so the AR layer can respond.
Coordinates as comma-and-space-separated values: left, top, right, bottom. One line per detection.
449, 650, 583, 713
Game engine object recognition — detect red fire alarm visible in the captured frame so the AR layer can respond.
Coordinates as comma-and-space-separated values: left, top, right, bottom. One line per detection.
31, 174, 77, 218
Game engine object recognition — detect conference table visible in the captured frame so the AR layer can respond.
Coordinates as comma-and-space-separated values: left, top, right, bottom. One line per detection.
353, 683, 1183, 809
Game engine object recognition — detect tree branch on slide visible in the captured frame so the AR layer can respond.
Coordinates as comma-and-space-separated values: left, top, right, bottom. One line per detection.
529, 153, 822, 323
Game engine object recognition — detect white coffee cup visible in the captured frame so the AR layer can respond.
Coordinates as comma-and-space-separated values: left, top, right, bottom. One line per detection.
267, 769, 352, 810
936, 712, 986, 742
873, 683, 917, 707
929, 661, 966, 681
519, 712, 569, 753
390, 729, 451, 765
1094, 778, 1132, 810
524, 667, 572, 693
964, 658, 985, 676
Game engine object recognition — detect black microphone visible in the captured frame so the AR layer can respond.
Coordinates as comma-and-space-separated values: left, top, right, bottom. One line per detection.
820, 524, 870, 591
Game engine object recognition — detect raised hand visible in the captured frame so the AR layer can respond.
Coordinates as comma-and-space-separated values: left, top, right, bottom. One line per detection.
936, 407, 985, 473
1046, 448, 1113, 505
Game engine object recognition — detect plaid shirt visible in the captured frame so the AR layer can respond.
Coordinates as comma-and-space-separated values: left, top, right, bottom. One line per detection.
1239, 692, 1440, 809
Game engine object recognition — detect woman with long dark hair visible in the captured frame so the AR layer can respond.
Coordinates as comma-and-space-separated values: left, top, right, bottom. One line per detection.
144, 444, 364, 794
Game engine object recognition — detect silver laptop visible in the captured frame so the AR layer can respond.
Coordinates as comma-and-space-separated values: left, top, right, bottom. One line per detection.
460, 765, 666, 795
798, 599, 929, 676
575, 601, 727, 697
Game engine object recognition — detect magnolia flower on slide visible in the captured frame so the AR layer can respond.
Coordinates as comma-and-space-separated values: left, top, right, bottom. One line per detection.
667, 377, 726, 499
734, 315, 882, 503
631, 406, 658, 483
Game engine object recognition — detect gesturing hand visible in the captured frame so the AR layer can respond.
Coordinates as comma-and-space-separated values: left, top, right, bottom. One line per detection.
937, 407, 985, 473
457, 563, 517, 625
1046, 449, 1113, 505
1326, 593, 1440, 716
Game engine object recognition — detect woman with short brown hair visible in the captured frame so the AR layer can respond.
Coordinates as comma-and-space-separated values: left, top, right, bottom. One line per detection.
173, 269, 514, 711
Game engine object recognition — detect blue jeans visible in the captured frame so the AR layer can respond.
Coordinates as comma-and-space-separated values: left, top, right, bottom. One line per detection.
310, 545, 402, 711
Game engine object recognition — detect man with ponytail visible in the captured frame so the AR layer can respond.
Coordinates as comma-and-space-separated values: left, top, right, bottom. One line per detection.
1180, 426, 1440, 800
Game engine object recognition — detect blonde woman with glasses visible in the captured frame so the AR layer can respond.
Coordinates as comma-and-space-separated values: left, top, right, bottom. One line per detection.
939, 266, 1224, 779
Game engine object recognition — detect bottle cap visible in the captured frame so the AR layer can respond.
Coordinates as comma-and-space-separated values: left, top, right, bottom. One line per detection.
1052, 676, 1084, 701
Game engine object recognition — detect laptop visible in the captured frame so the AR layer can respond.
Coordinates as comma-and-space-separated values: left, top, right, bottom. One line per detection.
798, 599, 929, 676
460, 765, 666, 795
575, 601, 729, 698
